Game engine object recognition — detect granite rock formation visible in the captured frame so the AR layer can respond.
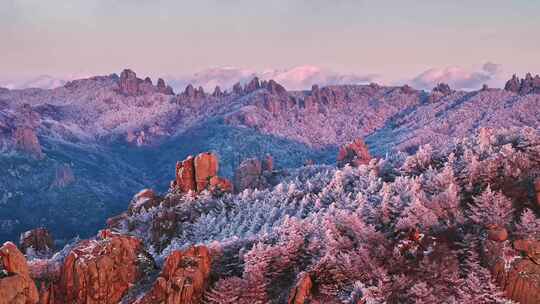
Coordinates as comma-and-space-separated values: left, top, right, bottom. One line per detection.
0, 242, 39, 304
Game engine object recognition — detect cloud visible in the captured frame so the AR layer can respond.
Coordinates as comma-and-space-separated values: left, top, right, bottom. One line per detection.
411, 63, 502, 91
167, 65, 378, 92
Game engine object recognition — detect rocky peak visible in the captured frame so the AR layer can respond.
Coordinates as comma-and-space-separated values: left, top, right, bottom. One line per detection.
232, 82, 244, 95
262, 79, 287, 95
180, 84, 206, 101
504, 73, 540, 95
428, 83, 453, 102
244, 77, 261, 93
432, 83, 453, 95
171, 152, 232, 195
156, 78, 174, 95
118, 69, 142, 96
212, 86, 224, 97
337, 138, 372, 167
117, 69, 174, 96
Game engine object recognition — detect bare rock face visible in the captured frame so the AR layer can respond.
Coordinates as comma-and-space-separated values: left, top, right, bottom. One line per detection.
172, 156, 197, 193
50, 164, 75, 188
39, 231, 150, 304
134, 246, 211, 304
0, 242, 39, 304
171, 152, 232, 195
487, 239, 540, 304
287, 272, 313, 304
194, 152, 219, 191
194, 152, 218, 191
233, 155, 275, 192
337, 138, 372, 167
19, 228, 54, 256
504, 73, 540, 95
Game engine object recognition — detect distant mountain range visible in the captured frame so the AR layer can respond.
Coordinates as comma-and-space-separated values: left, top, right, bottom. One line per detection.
0, 69, 538, 242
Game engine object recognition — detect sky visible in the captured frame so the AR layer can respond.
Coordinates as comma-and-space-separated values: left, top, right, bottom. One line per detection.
1, 0, 539, 89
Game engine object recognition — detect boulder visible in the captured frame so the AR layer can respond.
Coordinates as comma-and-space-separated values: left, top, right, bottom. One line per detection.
40, 231, 151, 304
19, 228, 54, 256
0, 242, 39, 304
337, 138, 372, 167
134, 246, 211, 304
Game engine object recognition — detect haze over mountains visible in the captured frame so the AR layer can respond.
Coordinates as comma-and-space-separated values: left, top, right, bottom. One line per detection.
1, 62, 507, 92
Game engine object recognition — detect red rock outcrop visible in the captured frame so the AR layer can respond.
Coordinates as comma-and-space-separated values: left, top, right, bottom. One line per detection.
0, 242, 39, 304
287, 272, 313, 304
19, 228, 54, 256
37, 231, 149, 304
337, 138, 372, 167
488, 239, 540, 304
134, 246, 211, 304
172, 156, 197, 192
195, 152, 219, 190
171, 152, 231, 194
